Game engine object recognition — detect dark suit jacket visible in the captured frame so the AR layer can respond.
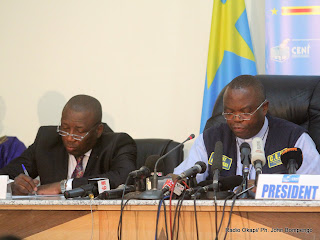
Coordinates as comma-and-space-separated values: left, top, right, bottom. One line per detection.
0, 126, 137, 189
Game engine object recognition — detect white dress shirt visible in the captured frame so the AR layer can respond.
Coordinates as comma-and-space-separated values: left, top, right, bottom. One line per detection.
65, 149, 92, 190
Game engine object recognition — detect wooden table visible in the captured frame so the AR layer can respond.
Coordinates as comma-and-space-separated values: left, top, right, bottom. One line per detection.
0, 198, 319, 240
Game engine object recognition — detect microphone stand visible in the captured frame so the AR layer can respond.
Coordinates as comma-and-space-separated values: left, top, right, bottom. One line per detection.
138, 134, 195, 200
237, 171, 255, 199
188, 175, 198, 188
238, 172, 249, 199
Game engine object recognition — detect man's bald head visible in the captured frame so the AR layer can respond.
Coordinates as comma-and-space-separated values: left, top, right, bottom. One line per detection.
225, 75, 266, 103
63, 95, 102, 123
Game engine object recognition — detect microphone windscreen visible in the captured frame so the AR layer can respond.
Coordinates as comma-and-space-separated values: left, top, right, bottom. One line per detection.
197, 180, 212, 187
281, 148, 303, 168
198, 175, 243, 191
145, 155, 163, 172
251, 137, 266, 166
240, 142, 250, 152
218, 175, 243, 191
195, 161, 207, 174
212, 141, 223, 171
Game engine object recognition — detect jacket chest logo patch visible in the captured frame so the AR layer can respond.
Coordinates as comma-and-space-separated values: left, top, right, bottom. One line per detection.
208, 152, 232, 170
267, 148, 287, 168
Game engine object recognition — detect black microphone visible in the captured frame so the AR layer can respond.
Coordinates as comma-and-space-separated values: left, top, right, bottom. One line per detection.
152, 134, 195, 189
138, 134, 195, 200
97, 185, 136, 200
202, 175, 243, 200
129, 155, 159, 179
64, 183, 98, 199
212, 141, 223, 191
240, 142, 251, 178
198, 175, 243, 191
176, 161, 207, 180
281, 148, 303, 174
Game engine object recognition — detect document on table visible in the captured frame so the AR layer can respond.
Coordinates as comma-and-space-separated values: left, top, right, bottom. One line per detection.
12, 194, 65, 200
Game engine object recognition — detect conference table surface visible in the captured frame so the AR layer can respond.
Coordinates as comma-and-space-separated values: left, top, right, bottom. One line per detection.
0, 196, 319, 240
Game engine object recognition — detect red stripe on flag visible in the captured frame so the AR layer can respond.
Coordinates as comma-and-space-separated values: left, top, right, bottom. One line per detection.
285, 8, 313, 13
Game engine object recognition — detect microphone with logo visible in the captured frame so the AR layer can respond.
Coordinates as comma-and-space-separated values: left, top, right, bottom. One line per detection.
251, 137, 266, 185
281, 148, 303, 174
161, 179, 175, 197
138, 134, 195, 200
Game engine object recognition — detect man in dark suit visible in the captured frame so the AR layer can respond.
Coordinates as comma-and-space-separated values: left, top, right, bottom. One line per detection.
0, 95, 137, 195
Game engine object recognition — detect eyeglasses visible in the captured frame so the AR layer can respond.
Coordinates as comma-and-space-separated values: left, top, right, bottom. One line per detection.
57, 122, 101, 141
222, 100, 267, 121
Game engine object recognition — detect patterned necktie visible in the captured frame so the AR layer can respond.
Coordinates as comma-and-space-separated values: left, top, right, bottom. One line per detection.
71, 155, 84, 178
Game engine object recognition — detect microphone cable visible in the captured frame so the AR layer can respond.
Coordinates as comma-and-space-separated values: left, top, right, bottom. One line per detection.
89, 197, 94, 240
193, 188, 202, 240
169, 179, 178, 240
117, 175, 131, 240
173, 190, 187, 240
214, 190, 218, 240
216, 193, 235, 237
221, 176, 245, 240
223, 193, 237, 240
174, 180, 190, 240
222, 180, 255, 240
155, 195, 169, 240
117, 197, 132, 240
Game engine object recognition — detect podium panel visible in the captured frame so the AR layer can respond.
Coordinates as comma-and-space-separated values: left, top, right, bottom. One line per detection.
0, 199, 319, 240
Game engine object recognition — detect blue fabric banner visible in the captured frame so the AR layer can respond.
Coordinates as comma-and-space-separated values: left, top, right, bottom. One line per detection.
266, 0, 320, 75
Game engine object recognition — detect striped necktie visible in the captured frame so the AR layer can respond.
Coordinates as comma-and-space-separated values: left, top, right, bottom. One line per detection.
71, 155, 84, 178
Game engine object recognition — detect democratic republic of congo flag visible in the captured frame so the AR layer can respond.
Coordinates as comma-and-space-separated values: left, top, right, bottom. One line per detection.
200, 0, 257, 133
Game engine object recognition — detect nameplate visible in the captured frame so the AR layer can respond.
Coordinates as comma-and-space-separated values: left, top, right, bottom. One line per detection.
256, 174, 320, 200
0, 175, 8, 199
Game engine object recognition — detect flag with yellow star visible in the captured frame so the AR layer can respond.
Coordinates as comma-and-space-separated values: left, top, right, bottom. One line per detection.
200, 0, 257, 133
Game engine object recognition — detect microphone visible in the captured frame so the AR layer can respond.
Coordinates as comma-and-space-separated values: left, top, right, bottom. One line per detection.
251, 137, 266, 183
198, 175, 243, 191
281, 148, 303, 174
239, 142, 251, 199
211, 141, 223, 191
176, 161, 207, 180
152, 134, 195, 189
97, 185, 136, 199
240, 142, 251, 178
138, 134, 195, 200
129, 155, 159, 179
64, 183, 98, 199
200, 175, 243, 200
161, 179, 174, 196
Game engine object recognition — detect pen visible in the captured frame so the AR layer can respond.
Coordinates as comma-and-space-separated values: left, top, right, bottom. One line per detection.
22, 164, 29, 176
21, 164, 37, 195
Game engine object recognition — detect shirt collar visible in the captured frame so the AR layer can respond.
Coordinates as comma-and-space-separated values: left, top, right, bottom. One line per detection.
69, 149, 92, 158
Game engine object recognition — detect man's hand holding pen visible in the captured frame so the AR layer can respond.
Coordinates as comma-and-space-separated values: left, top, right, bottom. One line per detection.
12, 173, 39, 195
